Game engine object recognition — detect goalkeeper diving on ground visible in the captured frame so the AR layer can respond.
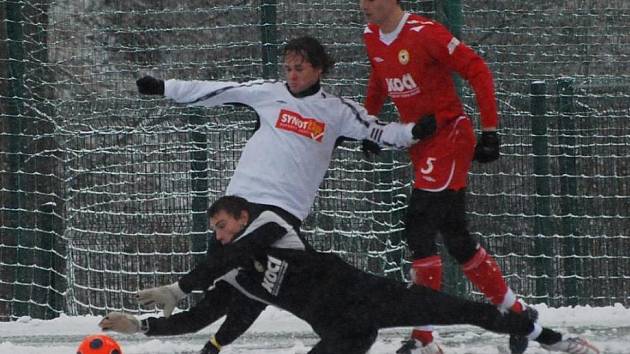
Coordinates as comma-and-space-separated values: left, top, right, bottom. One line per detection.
100, 195, 600, 354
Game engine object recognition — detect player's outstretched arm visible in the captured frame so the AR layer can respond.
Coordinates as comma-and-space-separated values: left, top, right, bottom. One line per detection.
213, 296, 267, 348
99, 312, 141, 334
338, 98, 438, 150
136, 282, 187, 317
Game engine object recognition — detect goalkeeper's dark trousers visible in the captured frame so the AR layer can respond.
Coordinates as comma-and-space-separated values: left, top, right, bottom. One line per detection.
306, 273, 545, 354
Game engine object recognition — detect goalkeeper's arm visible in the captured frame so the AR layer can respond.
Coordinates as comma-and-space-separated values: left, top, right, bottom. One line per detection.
214, 295, 267, 346
104, 282, 234, 336
196, 296, 266, 354
140, 283, 233, 336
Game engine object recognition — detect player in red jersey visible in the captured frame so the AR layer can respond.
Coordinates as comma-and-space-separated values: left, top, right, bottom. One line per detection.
359, 1, 535, 354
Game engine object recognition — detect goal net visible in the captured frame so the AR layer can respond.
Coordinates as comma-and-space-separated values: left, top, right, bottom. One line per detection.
0, 0, 628, 320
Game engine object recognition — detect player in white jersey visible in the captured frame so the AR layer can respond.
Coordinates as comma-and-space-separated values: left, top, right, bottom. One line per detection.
137, 36, 433, 224
134, 36, 438, 352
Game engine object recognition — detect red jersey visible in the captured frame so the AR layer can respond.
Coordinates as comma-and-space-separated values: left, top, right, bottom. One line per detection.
363, 13, 498, 190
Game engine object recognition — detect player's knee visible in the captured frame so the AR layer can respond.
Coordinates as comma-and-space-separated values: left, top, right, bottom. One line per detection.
405, 228, 440, 260
444, 232, 478, 264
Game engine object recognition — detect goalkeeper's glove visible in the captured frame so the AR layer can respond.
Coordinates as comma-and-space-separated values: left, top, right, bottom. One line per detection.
99, 312, 140, 334
474, 131, 500, 163
199, 336, 222, 354
361, 139, 381, 157
136, 75, 165, 95
412, 114, 437, 140
136, 282, 187, 317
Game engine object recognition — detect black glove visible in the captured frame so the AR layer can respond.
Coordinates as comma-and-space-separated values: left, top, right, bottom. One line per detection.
136, 75, 165, 95
199, 337, 221, 354
473, 131, 500, 163
361, 139, 381, 157
412, 115, 437, 140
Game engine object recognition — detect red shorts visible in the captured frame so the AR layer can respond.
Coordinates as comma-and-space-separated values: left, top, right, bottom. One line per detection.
409, 116, 476, 191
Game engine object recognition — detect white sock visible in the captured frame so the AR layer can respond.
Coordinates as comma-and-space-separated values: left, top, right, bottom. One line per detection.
527, 322, 543, 340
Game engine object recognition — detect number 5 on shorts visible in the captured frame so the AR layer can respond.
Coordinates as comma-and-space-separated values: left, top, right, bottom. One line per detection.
420, 157, 436, 175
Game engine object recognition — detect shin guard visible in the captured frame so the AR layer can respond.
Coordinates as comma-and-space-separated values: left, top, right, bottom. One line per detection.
410, 255, 442, 290
410, 256, 442, 345
462, 247, 514, 308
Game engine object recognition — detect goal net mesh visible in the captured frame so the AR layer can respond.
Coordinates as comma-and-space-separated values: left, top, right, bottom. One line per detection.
0, 0, 628, 319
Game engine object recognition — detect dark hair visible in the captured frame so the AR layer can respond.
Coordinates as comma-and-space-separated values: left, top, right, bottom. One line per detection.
282, 36, 335, 75
208, 195, 249, 219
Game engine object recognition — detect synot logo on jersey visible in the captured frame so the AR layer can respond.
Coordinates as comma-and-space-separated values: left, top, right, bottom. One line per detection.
275, 109, 326, 142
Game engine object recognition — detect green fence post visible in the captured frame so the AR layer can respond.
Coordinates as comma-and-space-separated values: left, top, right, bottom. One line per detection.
190, 113, 209, 263
260, 0, 278, 80
557, 77, 579, 306
438, 0, 463, 96
442, 0, 462, 38
531, 81, 552, 303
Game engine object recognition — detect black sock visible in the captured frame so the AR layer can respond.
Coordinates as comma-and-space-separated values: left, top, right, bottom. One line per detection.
535, 328, 563, 345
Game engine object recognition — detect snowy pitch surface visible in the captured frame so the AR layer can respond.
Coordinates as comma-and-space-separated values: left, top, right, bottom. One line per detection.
1, 304, 628, 354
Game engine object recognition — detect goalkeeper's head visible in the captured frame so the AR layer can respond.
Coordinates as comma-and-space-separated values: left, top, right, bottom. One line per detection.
282, 36, 335, 95
208, 195, 251, 245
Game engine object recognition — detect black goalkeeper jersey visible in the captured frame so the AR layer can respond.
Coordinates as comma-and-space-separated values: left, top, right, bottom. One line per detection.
174, 208, 413, 335
175, 209, 377, 331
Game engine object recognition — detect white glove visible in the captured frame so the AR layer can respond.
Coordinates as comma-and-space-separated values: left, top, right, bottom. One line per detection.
99, 312, 140, 334
136, 282, 187, 317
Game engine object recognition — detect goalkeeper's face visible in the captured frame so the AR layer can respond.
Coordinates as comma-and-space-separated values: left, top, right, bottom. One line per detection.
283, 52, 323, 95
210, 209, 249, 245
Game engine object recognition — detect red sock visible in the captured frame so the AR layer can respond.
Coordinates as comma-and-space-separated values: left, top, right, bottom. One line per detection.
412, 328, 434, 346
462, 247, 512, 306
510, 300, 524, 313
411, 255, 442, 290
410, 256, 442, 346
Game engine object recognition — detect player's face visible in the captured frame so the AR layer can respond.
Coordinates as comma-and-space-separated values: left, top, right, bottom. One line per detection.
360, 0, 397, 25
283, 52, 323, 95
210, 210, 249, 245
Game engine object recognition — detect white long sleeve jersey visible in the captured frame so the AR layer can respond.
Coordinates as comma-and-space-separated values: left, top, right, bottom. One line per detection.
165, 79, 416, 220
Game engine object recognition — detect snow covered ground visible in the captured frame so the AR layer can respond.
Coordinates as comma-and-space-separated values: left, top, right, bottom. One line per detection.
1, 304, 628, 354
